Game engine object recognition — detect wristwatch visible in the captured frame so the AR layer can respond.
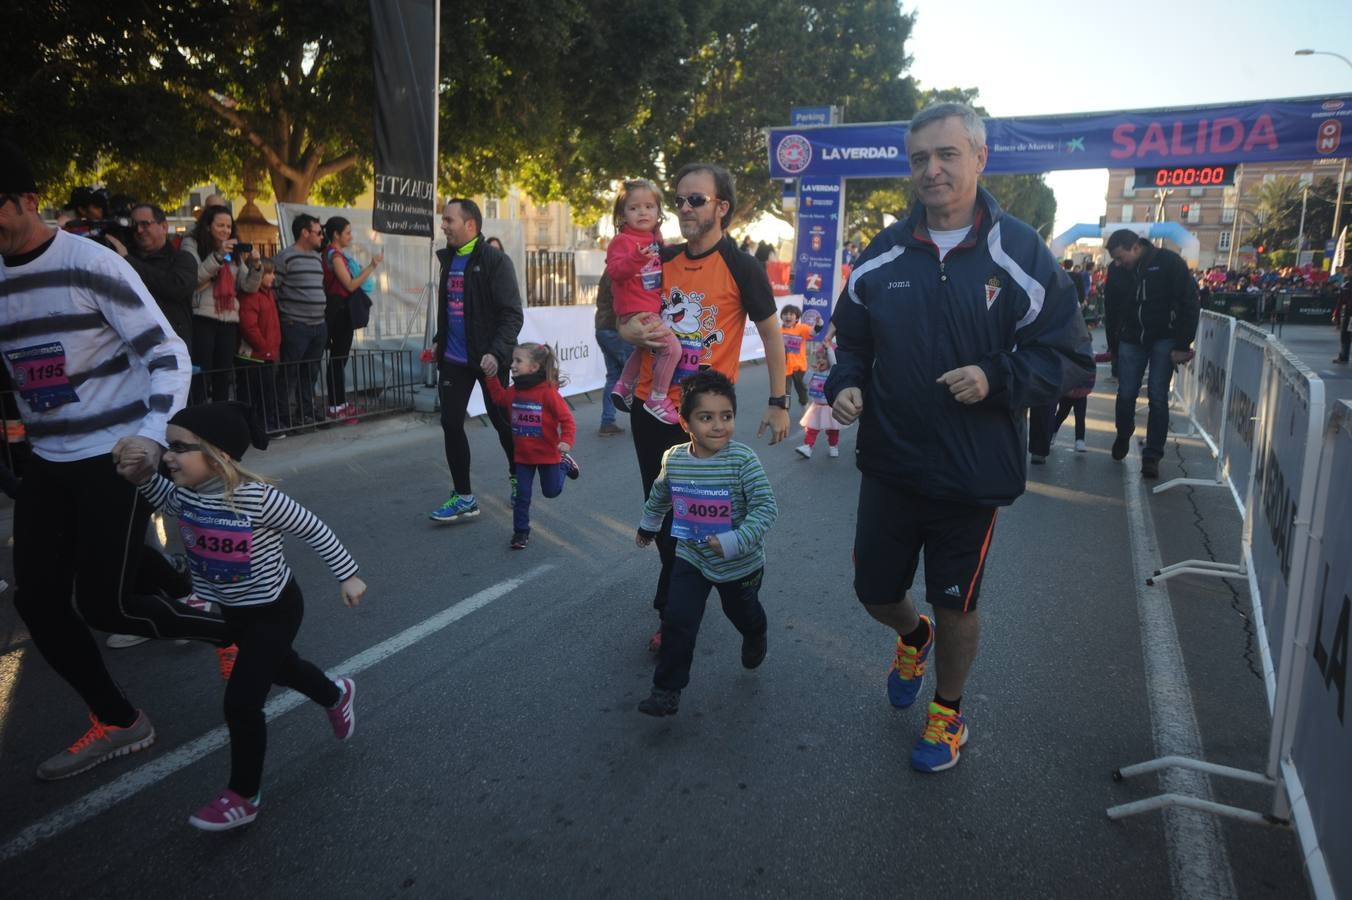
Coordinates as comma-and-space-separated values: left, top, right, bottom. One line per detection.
768, 395, 790, 409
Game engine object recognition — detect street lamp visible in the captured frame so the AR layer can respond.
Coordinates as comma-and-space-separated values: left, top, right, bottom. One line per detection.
1294, 48, 1352, 72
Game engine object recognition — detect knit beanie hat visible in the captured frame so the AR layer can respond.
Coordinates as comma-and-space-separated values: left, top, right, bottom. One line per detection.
169, 402, 269, 461
0, 140, 38, 194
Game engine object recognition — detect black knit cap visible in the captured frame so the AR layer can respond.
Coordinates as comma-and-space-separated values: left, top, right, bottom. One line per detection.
0, 140, 38, 194
169, 402, 269, 461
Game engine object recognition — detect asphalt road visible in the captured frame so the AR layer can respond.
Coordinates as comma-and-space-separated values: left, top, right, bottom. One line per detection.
0, 356, 1309, 899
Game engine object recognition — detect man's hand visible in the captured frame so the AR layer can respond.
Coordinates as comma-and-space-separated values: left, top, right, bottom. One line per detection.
758, 407, 789, 445
832, 387, 864, 425
340, 575, 367, 608
105, 234, 128, 258
111, 436, 163, 484
1170, 349, 1195, 367
619, 312, 670, 350
480, 354, 498, 377
937, 365, 989, 405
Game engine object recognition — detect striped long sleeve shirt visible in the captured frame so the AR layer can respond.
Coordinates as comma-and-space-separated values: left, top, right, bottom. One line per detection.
640, 440, 777, 582
0, 229, 191, 460
138, 474, 360, 608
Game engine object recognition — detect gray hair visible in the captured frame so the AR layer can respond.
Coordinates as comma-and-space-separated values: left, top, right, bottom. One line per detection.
907, 101, 987, 151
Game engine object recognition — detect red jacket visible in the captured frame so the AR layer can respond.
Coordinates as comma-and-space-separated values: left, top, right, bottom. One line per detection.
238, 287, 282, 362
485, 377, 576, 465
605, 225, 663, 318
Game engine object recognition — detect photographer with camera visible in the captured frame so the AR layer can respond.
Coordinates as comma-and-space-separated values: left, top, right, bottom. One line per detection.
103, 204, 196, 347
61, 186, 110, 234
188, 204, 261, 403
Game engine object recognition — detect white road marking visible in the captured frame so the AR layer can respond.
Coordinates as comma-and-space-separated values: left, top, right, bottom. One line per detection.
1122, 458, 1237, 900
0, 564, 555, 863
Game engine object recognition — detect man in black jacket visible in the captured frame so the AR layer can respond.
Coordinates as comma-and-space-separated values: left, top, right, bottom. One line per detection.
428, 198, 522, 523
1104, 229, 1199, 478
105, 203, 196, 346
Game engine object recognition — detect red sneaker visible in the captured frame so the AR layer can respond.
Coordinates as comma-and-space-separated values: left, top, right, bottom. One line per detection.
216, 644, 238, 681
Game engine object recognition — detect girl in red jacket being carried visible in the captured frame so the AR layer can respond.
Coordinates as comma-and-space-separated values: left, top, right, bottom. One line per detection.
484, 342, 580, 550
605, 178, 682, 425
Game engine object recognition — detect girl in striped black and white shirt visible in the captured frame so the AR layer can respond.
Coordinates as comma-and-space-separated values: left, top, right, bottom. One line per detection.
116, 401, 366, 832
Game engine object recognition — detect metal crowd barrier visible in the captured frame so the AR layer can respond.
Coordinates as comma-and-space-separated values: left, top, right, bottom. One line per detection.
1108, 310, 1337, 900
192, 348, 417, 434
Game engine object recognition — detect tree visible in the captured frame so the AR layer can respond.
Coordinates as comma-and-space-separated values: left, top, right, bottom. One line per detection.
2, 0, 921, 223
842, 85, 1057, 244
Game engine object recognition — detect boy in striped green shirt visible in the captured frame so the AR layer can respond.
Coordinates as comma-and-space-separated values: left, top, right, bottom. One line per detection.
635, 370, 777, 716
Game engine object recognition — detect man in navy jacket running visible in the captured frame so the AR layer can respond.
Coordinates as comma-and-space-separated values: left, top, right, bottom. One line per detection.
826, 101, 1093, 773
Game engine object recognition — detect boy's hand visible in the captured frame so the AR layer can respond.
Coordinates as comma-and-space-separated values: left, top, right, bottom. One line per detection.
636, 529, 657, 548
558, 442, 571, 453
340, 575, 367, 608
705, 534, 723, 556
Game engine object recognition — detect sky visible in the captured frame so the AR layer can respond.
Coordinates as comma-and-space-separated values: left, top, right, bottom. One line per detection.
902, 0, 1352, 238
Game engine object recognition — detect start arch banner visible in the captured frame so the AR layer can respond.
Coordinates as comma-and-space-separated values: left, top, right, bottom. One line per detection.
768, 94, 1352, 179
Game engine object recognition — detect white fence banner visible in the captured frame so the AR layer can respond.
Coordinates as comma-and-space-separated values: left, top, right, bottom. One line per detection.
1283, 400, 1350, 900
1250, 341, 1325, 693
275, 202, 432, 354
1222, 322, 1268, 511
1193, 311, 1233, 460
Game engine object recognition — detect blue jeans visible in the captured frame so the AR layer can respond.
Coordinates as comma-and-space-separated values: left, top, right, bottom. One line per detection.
595, 329, 633, 426
654, 560, 767, 692
280, 319, 327, 421
1115, 338, 1175, 461
513, 461, 567, 532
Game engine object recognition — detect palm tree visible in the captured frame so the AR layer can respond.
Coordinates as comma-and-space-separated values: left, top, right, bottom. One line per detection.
1248, 176, 1305, 253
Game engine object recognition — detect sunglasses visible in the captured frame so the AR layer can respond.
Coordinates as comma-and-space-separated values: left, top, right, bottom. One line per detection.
166, 441, 203, 454
673, 193, 717, 209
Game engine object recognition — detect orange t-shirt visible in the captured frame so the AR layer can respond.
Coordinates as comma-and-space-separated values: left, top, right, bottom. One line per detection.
634, 238, 777, 404
781, 322, 814, 374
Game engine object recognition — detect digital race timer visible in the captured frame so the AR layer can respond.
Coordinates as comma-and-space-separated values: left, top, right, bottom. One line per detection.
1134, 164, 1237, 188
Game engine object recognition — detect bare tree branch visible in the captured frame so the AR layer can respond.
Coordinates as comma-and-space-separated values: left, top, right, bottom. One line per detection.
184, 90, 305, 183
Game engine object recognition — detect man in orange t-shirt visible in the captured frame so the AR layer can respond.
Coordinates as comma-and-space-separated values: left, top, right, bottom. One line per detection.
621, 162, 788, 650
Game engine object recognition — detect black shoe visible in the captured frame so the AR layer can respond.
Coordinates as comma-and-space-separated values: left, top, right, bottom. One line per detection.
1111, 436, 1130, 461
1030, 454, 1046, 465
509, 530, 529, 550
1141, 457, 1160, 479
741, 632, 767, 669
637, 688, 680, 717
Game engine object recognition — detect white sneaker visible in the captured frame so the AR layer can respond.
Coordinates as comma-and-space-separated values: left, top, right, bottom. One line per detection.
795, 444, 812, 459
106, 633, 149, 649
828, 446, 840, 458
1074, 439, 1087, 453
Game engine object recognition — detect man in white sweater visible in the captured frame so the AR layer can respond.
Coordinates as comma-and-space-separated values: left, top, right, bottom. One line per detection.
0, 140, 231, 781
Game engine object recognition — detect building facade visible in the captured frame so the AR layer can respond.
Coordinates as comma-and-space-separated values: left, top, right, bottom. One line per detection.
1101, 158, 1350, 269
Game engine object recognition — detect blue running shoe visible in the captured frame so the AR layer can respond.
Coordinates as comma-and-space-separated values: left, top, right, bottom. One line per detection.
429, 493, 480, 524
887, 615, 933, 709
910, 701, 968, 773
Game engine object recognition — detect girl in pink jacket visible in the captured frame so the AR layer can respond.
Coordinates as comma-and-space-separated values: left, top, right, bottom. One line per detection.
606, 178, 681, 425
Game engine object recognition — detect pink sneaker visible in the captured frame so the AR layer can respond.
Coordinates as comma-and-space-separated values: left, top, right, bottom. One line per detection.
188, 788, 259, 831
643, 396, 680, 425
326, 676, 356, 741
609, 384, 634, 413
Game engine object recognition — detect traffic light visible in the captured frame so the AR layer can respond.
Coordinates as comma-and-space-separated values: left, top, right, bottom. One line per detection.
1257, 244, 1265, 254
1180, 202, 1191, 219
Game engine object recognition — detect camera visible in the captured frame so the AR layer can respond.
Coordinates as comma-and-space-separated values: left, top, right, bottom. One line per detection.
222, 242, 253, 263
63, 189, 136, 249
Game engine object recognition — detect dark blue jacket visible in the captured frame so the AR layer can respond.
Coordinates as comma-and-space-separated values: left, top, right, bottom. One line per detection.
826, 188, 1093, 507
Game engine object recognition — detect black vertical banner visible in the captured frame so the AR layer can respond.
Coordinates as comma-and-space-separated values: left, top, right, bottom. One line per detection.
370, 0, 437, 236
